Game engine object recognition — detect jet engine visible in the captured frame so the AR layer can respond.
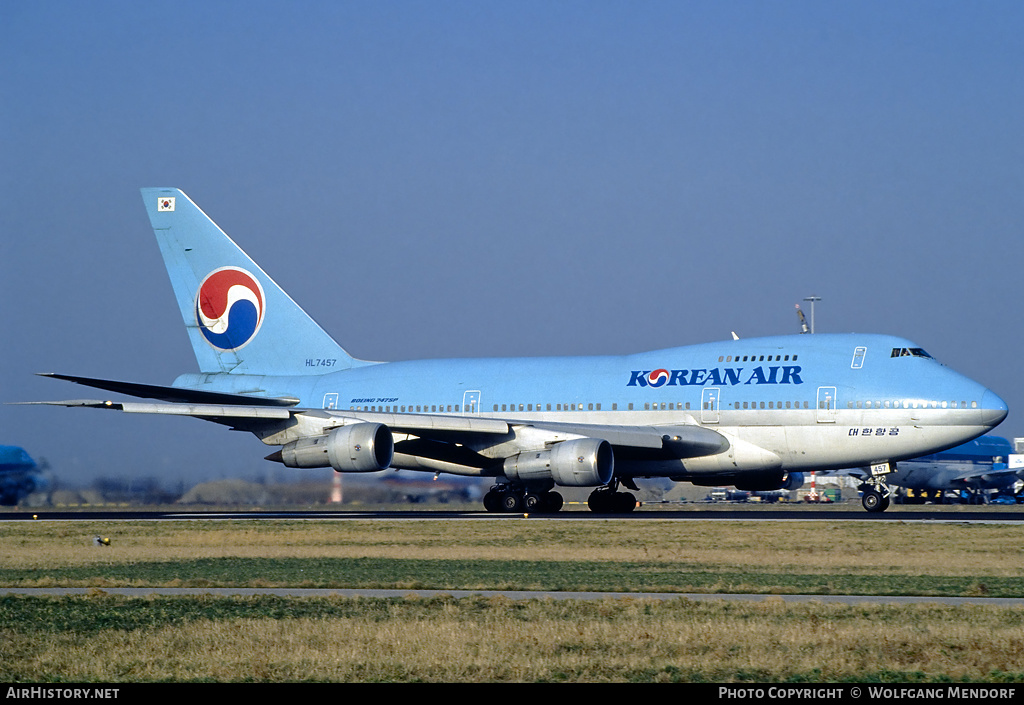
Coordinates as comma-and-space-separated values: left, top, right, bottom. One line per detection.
779, 472, 804, 491
503, 438, 614, 487
734, 468, 791, 491
278, 423, 394, 472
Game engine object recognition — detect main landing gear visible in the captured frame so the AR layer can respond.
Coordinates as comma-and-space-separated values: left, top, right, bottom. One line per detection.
587, 488, 638, 513
482, 479, 639, 514
587, 478, 638, 514
483, 485, 564, 513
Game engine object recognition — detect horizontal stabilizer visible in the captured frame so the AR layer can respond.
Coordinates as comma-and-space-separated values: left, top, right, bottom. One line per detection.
38, 373, 299, 407
17, 399, 293, 419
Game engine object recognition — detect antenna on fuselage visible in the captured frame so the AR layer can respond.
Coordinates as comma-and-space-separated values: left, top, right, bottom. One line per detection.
795, 304, 810, 334
802, 296, 821, 333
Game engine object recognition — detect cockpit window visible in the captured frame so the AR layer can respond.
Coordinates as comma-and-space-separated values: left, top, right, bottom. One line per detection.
890, 347, 933, 359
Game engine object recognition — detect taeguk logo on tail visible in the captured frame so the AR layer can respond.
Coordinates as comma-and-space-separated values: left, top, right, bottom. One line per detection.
195, 267, 265, 350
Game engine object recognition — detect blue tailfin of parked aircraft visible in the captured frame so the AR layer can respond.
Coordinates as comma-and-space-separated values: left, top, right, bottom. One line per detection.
0, 446, 48, 506
24, 188, 1009, 513
837, 435, 1023, 504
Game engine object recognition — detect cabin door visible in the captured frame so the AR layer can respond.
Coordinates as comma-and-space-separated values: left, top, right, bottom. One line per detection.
462, 390, 481, 415
701, 387, 721, 424
816, 386, 837, 423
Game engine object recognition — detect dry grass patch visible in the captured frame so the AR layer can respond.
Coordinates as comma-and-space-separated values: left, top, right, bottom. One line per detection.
3, 595, 1023, 682
3, 520, 1023, 579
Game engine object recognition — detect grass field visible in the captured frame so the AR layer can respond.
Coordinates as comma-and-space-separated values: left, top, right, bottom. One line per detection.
2, 517, 1023, 682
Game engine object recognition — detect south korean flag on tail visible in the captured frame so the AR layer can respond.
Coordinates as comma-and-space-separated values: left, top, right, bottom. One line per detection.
157, 196, 176, 212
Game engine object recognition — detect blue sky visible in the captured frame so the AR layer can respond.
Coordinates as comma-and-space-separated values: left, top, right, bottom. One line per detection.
3, 1, 1023, 484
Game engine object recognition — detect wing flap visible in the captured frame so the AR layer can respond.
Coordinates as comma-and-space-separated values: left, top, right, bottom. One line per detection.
516, 421, 728, 456
321, 410, 511, 436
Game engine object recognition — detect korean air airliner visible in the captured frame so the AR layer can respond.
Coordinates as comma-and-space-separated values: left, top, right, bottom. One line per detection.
29, 188, 1008, 513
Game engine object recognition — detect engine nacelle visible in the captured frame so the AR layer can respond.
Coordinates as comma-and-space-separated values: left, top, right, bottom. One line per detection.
503, 438, 614, 487
779, 472, 804, 491
734, 468, 789, 491
280, 423, 394, 472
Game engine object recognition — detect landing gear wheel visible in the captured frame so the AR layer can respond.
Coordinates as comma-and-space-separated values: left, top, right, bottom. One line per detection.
523, 493, 544, 512
543, 491, 563, 513
588, 490, 611, 513
862, 490, 890, 513
483, 490, 502, 513
614, 491, 637, 513
588, 489, 637, 513
501, 492, 523, 512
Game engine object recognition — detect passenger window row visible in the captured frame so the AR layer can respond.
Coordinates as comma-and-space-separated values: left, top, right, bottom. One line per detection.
719, 354, 798, 363
346, 398, 979, 414
734, 401, 810, 409
848, 400, 977, 409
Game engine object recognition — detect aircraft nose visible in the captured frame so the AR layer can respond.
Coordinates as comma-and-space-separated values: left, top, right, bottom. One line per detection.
980, 389, 1008, 429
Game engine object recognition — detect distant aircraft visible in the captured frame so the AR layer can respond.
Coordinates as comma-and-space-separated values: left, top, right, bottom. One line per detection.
23, 188, 1008, 513
850, 435, 1022, 504
0, 446, 48, 506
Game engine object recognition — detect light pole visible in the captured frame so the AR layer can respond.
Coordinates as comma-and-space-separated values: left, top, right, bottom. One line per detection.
803, 296, 821, 334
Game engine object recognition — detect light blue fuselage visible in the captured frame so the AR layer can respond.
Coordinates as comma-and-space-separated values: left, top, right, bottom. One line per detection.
174, 332, 1005, 479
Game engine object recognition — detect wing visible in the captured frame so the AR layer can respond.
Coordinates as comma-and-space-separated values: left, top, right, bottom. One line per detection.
945, 466, 1021, 488
22, 391, 729, 479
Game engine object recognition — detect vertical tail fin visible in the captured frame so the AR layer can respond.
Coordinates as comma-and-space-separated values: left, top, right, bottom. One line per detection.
141, 188, 370, 376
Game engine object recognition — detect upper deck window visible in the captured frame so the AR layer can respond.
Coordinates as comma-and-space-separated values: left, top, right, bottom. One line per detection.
890, 347, 933, 359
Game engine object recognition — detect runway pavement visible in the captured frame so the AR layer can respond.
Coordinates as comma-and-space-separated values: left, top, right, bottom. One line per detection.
2, 506, 1024, 522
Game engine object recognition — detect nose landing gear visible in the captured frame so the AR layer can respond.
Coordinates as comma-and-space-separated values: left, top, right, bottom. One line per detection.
859, 486, 891, 512
859, 463, 894, 512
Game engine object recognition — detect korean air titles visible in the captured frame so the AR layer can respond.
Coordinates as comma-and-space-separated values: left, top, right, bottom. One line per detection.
628, 365, 803, 388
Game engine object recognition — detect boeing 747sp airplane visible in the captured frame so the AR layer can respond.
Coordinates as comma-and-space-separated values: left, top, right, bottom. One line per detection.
27, 189, 1008, 513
